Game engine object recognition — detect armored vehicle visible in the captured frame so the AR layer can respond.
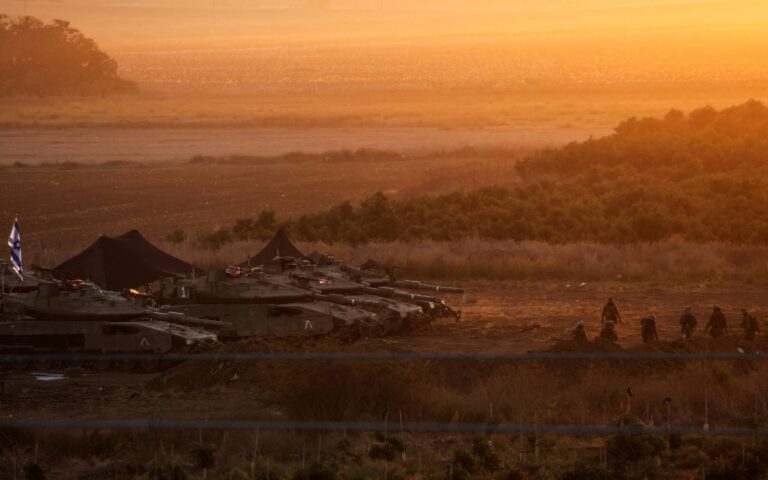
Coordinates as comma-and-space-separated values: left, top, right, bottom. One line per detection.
2, 282, 225, 328
0, 318, 217, 371
266, 259, 461, 325
0, 281, 221, 371
159, 301, 381, 341
157, 270, 389, 340
0, 267, 46, 294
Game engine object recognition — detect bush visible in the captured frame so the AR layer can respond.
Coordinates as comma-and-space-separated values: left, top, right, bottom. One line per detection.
472, 437, 501, 472
146, 464, 186, 480
558, 462, 616, 480
196, 228, 232, 250
164, 230, 186, 244
449, 449, 477, 480
368, 435, 406, 462
190, 444, 215, 469
292, 462, 338, 480
22, 462, 46, 480
606, 414, 665, 467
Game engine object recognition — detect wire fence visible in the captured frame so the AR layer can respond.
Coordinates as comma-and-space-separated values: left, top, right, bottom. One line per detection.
0, 419, 761, 437
1, 350, 764, 438
0, 351, 766, 362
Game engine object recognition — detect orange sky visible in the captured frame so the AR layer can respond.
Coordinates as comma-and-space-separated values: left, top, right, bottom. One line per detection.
3, 0, 768, 92
3, 0, 768, 51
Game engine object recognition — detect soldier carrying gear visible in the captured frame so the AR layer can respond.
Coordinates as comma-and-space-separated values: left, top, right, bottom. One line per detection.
641, 314, 659, 343
599, 320, 618, 342
572, 320, 588, 342
601, 297, 621, 325
679, 306, 697, 340
706, 306, 728, 338
740, 308, 760, 341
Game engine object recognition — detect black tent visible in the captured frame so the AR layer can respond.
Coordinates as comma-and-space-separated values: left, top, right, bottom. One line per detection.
53, 231, 195, 291
243, 229, 306, 267
117, 230, 198, 276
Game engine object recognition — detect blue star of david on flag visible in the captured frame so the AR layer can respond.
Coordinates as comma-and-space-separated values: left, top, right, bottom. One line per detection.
7, 217, 23, 281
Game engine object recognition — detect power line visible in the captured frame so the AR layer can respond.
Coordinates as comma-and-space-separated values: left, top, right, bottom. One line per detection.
0, 351, 766, 362
0, 419, 765, 437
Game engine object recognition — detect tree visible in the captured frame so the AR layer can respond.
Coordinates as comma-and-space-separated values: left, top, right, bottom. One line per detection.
0, 15, 137, 96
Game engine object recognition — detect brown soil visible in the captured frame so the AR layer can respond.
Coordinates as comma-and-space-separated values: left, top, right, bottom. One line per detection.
3, 281, 767, 421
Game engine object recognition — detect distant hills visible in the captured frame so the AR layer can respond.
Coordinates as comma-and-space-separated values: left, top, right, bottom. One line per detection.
0, 15, 136, 96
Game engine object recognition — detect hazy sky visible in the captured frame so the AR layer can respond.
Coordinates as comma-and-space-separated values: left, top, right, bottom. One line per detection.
3, 0, 768, 51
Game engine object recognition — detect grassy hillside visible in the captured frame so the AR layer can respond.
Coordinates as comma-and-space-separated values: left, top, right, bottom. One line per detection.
271, 101, 768, 244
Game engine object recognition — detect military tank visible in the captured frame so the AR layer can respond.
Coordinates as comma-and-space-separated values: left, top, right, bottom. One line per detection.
0, 281, 221, 371
156, 269, 388, 340
269, 256, 462, 327
159, 301, 380, 341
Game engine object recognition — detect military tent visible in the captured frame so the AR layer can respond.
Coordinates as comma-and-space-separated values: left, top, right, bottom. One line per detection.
53, 231, 195, 290
117, 229, 198, 276
242, 229, 306, 267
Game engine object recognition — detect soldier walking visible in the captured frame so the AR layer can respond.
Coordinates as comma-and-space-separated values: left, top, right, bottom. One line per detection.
706, 306, 728, 338
740, 308, 760, 341
601, 297, 621, 325
679, 306, 697, 340
599, 320, 618, 342
641, 314, 659, 343
572, 320, 589, 342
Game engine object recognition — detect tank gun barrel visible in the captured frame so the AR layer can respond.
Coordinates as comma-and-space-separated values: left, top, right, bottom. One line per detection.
362, 286, 442, 303
147, 309, 231, 328
390, 280, 463, 294
313, 293, 388, 309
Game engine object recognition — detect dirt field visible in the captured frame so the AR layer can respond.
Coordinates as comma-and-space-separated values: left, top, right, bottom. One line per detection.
4, 280, 766, 420
4, 281, 768, 478
0, 126, 585, 166
0, 150, 521, 252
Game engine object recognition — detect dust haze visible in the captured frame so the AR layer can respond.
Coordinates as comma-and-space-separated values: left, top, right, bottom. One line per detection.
3, 1, 768, 478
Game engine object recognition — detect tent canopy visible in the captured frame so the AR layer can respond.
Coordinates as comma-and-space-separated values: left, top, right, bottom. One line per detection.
242, 229, 306, 267
53, 231, 196, 291
117, 230, 198, 275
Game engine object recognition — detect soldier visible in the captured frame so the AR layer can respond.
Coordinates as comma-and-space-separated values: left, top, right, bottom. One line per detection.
705, 306, 728, 338
599, 320, 618, 342
601, 297, 621, 325
572, 320, 588, 342
679, 306, 697, 340
740, 308, 760, 341
641, 314, 659, 343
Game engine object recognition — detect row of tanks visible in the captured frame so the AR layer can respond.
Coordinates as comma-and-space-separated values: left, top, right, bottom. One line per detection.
0, 230, 464, 370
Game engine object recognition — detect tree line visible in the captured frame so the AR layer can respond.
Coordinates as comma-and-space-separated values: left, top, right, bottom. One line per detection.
185, 100, 768, 248
0, 15, 136, 96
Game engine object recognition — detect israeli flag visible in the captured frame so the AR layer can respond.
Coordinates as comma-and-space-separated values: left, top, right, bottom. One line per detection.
7, 217, 23, 281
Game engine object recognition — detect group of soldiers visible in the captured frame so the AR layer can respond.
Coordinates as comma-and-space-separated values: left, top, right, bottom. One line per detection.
571, 298, 762, 343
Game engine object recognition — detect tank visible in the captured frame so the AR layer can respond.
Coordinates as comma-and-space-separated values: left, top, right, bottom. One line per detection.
0, 269, 46, 294
0, 318, 217, 371
0, 281, 222, 371
279, 259, 463, 323
156, 270, 390, 340
159, 301, 384, 341
260, 263, 432, 333
163, 269, 312, 304
1, 281, 227, 328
